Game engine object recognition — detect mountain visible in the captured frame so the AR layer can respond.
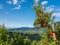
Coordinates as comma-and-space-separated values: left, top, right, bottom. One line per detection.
7, 27, 36, 31
54, 21, 60, 29
7, 21, 60, 31
55, 21, 60, 26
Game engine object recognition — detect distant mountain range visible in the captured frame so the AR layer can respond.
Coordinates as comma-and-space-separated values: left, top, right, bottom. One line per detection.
55, 21, 60, 25
54, 21, 60, 29
7, 27, 37, 31
7, 21, 60, 31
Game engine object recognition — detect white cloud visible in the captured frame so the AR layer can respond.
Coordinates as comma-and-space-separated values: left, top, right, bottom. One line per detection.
0, 5, 3, 9
41, 1, 48, 5
12, 0, 26, 9
13, 5, 21, 9
6, 0, 26, 10
12, 0, 25, 5
45, 5, 55, 12
45, 5, 60, 17
13, 0, 18, 5
6, 0, 18, 5
6, 1, 12, 4
52, 13, 60, 17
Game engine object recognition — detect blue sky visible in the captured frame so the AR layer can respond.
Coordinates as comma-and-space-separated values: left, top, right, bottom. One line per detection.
0, 0, 60, 28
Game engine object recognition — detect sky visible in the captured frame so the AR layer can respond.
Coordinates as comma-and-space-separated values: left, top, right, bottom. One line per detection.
0, 0, 60, 28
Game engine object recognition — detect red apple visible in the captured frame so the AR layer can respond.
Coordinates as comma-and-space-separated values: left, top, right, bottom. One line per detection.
50, 32, 53, 37
38, 20, 44, 23
42, 23, 47, 27
44, 14, 48, 17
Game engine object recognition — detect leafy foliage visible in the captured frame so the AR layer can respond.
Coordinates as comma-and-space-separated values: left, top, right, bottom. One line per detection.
0, 24, 60, 45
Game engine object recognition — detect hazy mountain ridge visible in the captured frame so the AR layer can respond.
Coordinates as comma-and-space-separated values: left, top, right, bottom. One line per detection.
7, 21, 60, 31
7, 27, 37, 31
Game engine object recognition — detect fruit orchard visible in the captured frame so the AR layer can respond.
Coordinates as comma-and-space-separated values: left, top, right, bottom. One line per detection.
0, 0, 60, 45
